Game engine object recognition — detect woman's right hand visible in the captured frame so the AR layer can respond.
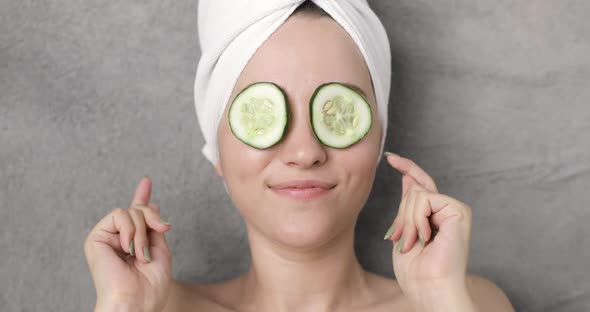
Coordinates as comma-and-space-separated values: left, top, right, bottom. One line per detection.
84, 176, 172, 312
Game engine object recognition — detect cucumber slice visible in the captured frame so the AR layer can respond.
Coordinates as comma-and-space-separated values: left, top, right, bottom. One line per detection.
310, 82, 372, 148
228, 82, 288, 149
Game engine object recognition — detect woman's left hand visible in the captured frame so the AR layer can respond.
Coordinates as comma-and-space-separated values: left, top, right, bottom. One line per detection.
383, 152, 473, 304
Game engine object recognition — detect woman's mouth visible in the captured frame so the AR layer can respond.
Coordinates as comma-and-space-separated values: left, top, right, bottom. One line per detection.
268, 179, 336, 201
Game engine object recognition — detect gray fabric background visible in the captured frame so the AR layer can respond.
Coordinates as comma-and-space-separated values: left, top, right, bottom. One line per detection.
1, 1, 589, 311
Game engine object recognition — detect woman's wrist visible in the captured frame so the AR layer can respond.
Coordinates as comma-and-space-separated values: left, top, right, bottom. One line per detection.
94, 299, 136, 312
408, 279, 476, 312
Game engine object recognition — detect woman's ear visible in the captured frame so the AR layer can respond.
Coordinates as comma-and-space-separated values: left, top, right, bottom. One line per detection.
215, 161, 224, 177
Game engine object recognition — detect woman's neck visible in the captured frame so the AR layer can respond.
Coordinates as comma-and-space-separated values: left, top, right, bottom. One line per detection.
236, 224, 371, 312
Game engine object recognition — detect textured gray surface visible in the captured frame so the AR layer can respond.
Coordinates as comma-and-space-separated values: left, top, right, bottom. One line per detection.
1, 1, 589, 311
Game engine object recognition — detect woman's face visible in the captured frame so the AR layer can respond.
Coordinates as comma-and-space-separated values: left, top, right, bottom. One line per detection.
216, 14, 382, 248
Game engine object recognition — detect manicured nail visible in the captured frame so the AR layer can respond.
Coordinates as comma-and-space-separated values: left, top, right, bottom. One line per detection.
143, 246, 152, 262
383, 224, 395, 240
418, 232, 425, 246
159, 216, 170, 226
129, 239, 135, 256
397, 236, 405, 253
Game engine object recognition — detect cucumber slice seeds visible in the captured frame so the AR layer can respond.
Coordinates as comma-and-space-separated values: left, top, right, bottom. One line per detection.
228, 81, 371, 149
228, 82, 288, 149
310, 82, 372, 148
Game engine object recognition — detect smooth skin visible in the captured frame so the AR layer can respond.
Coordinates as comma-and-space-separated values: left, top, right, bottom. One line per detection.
84, 12, 515, 312
84, 177, 172, 312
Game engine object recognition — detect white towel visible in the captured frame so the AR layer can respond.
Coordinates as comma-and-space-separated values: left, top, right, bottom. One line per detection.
194, 0, 391, 167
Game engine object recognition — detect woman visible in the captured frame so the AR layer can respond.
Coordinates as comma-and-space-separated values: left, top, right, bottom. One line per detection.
84, 1, 515, 311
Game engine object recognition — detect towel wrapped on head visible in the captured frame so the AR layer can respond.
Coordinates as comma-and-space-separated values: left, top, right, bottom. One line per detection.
194, 0, 391, 167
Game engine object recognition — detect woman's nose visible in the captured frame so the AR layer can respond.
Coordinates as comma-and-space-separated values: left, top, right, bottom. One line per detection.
278, 108, 327, 169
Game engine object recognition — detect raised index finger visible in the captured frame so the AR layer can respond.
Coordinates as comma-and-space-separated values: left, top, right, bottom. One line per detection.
385, 152, 438, 194
130, 175, 152, 208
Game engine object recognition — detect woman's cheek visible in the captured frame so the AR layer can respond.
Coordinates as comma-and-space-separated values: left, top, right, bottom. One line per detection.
223, 147, 273, 203
337, 151, 379, 206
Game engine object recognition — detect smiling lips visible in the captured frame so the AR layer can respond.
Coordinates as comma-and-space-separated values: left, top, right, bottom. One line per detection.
269, 179, 336, 200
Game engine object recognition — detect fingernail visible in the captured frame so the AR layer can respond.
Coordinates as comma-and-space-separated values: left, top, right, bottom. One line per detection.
160, 216, 170, 226
143, 246, 152, 262
384, 151, 399, 158
397, 236, 405, 253
418, 232, 425, 246
129, 239, 135, 256
383, 224, 395, 240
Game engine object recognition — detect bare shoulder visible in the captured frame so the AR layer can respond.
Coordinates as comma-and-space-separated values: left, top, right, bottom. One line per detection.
161, 278, 240, 312
466, 274, 515, 312
365, 272, 515, 312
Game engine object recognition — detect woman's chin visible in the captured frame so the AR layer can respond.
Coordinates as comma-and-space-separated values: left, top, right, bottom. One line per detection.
240, 196, 360, 250
267, 215, 349, 250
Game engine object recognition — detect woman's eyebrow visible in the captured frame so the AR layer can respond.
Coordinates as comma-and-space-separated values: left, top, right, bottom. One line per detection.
237, 81, 370, 99
339, 82, 369, 99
